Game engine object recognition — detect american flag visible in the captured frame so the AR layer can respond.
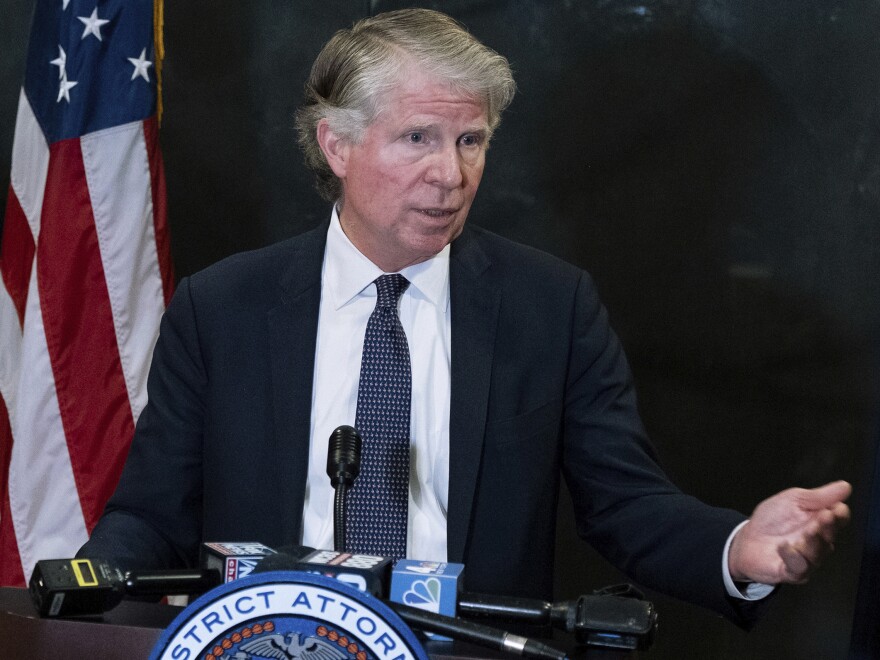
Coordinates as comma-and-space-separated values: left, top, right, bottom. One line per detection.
0, 0, 173, 585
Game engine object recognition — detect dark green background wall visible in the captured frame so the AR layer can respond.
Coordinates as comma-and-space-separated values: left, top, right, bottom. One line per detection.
3, 2, 879, 658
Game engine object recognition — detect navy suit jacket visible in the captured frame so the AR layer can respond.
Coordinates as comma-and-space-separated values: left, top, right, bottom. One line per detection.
82, 221, 757, 625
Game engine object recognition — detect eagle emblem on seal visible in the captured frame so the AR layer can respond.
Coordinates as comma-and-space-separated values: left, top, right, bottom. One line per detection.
230, 632, 352, 660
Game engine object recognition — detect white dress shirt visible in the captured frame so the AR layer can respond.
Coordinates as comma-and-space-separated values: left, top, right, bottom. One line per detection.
301, 208, 451, 561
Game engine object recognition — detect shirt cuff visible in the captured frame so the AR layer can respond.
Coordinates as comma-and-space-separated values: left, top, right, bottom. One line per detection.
722, 520, 776, 601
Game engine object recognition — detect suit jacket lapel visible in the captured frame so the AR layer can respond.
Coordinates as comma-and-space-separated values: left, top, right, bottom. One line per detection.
267, 223, 327, 545
447, 228, 501, 563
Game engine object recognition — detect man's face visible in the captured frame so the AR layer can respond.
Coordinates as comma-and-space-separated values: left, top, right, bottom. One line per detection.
326, 65, 490, 272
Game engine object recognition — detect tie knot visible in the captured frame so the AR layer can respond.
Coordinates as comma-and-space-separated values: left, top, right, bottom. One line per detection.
374, 274, 409, 309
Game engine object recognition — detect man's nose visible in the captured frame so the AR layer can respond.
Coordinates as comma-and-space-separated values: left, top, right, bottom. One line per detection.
425, 144, 464, 188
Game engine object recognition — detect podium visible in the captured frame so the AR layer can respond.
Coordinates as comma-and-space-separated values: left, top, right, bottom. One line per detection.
0, 587, 634, 659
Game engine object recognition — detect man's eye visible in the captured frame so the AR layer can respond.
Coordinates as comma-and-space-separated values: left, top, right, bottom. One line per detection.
407, 132, 424, 143
459, 134, 481, 147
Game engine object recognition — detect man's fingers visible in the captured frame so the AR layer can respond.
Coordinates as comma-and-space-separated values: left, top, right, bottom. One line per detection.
809, 502, 851, 547
831, 500, 852, 527
815, 508, 842, 544
737, 481, 850, 585
806, 526, 835, 565
778, 542, 811, 584
795, 480, 852, 511
777, 517, 842, 583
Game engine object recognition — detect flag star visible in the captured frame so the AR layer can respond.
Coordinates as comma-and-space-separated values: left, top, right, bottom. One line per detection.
62, 0, 70, 9
78, 8, 110, 41
50, 45, 67, 79
127, 48, 153, 82
57, 72, 77, 103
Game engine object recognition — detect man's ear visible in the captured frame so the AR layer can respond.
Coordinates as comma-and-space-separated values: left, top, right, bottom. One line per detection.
316, 119, 350, 178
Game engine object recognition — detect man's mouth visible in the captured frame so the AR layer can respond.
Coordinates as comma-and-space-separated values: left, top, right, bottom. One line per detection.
417, 208, 457, 218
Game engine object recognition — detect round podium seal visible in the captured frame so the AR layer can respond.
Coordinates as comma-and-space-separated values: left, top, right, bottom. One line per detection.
149, 571, 429, 660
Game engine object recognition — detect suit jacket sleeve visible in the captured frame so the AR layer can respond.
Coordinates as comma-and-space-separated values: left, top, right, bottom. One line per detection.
560, 269, 760, 626
79, 275, 207, 571
451, 228, 761, 627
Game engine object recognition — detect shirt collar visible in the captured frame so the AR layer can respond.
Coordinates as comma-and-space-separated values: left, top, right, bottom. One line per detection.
323, 205, 450, 311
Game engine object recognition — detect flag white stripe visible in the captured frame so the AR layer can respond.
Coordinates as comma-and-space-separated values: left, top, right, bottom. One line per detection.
0, 281, 22, 432
8, 263, 88, 582
9, 90, 48, 239
82, 122, 165, 422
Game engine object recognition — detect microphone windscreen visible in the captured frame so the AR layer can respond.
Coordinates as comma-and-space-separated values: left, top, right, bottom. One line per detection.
326, 425, 362, 486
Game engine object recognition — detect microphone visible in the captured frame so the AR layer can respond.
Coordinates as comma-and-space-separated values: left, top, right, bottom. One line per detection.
388, 601, 566, 660
389, 566, 656, 650
326, 424, 362, 551
29, 557, 221, 618
456, 591, 657, 651
390, 559, 464, 640
200, 541, 278, 581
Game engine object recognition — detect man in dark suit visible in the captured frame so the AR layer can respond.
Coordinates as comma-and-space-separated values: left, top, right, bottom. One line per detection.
80, 8, 849, 628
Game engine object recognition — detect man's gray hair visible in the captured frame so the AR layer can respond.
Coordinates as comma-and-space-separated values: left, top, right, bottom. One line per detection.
295, 8, 516, 201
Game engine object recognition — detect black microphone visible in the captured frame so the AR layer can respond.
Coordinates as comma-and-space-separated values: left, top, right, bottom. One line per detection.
456, 591, 657, 651
388, 601, 566, 660
326, 424, 362, 551
29, 557, 221, 617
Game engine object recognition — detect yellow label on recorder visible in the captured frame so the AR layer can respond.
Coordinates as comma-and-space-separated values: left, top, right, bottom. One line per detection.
71, 559, 98, 586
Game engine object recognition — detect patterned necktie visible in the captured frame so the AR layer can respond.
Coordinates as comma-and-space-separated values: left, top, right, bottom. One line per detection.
346, 274, 411, 558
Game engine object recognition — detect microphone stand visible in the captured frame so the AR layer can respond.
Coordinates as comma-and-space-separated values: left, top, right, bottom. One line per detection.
333, 487, 348, 552
326, 425, 362, 552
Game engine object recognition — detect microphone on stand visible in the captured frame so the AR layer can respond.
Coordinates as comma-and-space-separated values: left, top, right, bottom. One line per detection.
28, 558, 220, 618
326, 425, 362, 552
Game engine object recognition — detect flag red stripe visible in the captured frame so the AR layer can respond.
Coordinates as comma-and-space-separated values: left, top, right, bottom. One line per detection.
0, 498, 24, 586
0, 392, 13, 536
1, 186, 35, 327
0, 394, 24, 587
37, 138, 135, 532
143, 116, 174, 304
